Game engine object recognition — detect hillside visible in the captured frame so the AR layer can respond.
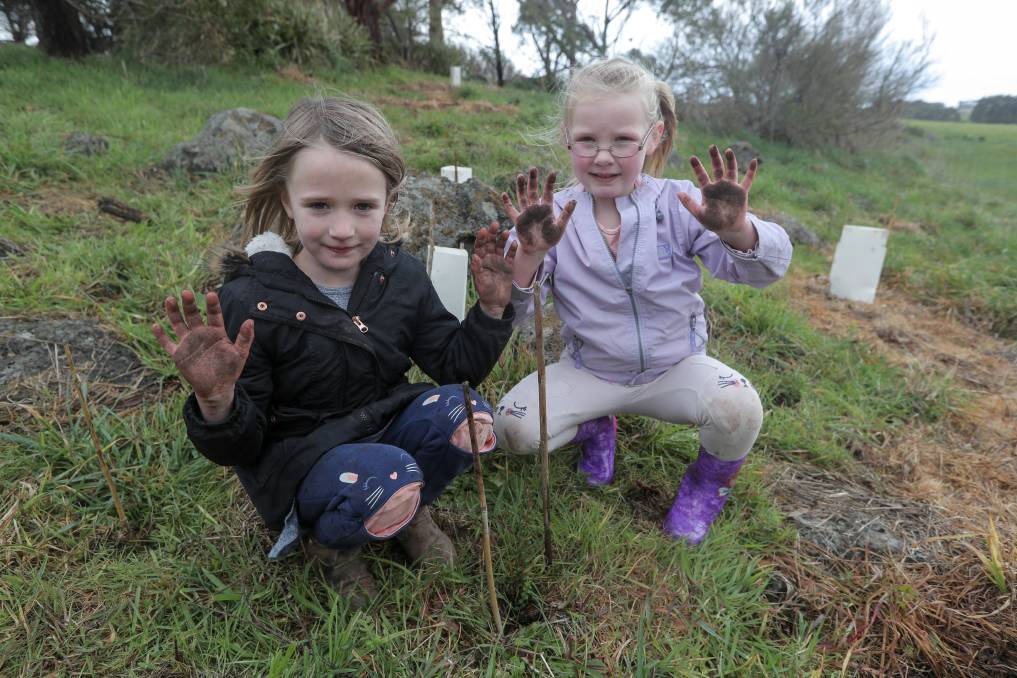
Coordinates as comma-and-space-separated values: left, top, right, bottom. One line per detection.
1, 46, 1014, 675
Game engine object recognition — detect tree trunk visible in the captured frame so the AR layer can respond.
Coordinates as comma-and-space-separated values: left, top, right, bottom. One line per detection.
343, 0, 394, 58
428, 0, 444, 46
31, 0, 91, 57
486, 0, 503, 86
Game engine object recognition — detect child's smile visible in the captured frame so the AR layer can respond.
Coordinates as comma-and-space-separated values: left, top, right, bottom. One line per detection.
282, 144, 389, 288
568, 93, 662, 200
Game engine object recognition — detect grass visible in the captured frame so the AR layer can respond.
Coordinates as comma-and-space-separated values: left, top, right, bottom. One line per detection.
1, 44, 1014, 675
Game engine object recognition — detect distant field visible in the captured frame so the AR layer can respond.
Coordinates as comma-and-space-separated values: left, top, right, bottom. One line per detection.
1, 45, 1014, 676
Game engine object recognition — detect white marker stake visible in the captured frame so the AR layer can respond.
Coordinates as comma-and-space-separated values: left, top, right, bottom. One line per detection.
440, 165, 472, 183
829, 225, 889, 304
428, 246, 469, 321
450, 66, 462, 88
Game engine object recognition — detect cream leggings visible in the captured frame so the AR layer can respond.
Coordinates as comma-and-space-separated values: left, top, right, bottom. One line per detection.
494, 354, 763, 462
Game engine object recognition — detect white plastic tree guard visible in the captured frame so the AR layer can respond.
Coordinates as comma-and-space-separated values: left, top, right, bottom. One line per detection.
440, 165, 472, 183
829, 225, 889, 304
450, 66, 462, 88
428, 246, 469, 321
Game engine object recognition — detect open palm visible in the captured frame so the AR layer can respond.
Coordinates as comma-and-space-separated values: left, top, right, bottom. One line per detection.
500, 168, 576, 255
678, 145, 757, 236
152, 290, 253, 401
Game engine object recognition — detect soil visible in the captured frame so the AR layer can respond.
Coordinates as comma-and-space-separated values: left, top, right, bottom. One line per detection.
0, 317, 161, 421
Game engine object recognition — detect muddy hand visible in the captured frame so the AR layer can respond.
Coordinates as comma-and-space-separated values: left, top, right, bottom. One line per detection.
151, 290, 253, 401
500, 167, 576, 256
677, 145, 757, 237
471, 222, 518, 318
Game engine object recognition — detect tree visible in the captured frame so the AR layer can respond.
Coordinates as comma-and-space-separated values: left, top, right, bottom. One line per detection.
0, 0, 33, 42
469, 0, 506, 85
901, 100, 960, 122
577, 0, 639, 58
514, 0, 587, 88
28, 0, 112, 57
656, 0, 933, 148
345, 0, 397, 57
970, 96, 1017, 124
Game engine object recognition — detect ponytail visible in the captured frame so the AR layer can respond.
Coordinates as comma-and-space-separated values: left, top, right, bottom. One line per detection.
642, 81, 677, 177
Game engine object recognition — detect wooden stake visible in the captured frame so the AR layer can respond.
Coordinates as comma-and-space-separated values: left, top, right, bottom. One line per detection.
64, 344, 129, 534
461, 382, 503, 636
533, 279, 553, 567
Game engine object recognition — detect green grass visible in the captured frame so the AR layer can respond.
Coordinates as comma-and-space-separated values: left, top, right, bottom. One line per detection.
0, 44, 1011, 675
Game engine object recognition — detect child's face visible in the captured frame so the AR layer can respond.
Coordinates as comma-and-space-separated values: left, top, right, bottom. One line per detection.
283, 144, 388, 288
568, 93, 662, 200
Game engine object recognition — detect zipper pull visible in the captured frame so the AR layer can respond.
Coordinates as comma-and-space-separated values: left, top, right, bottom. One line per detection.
351, 316, 369, 333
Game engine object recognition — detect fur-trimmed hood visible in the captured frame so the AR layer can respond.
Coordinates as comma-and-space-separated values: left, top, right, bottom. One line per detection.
211, 231, 293, 282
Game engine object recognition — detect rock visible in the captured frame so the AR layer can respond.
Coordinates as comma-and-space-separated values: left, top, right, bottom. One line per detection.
160, 108, 282, 174
389, 173, 513, 259
730, 141, 761, 169
763, 212, 824, 248
63, 131, 109, 156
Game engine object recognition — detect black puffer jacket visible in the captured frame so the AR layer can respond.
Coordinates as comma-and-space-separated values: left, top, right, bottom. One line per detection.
183, 232, 515, 529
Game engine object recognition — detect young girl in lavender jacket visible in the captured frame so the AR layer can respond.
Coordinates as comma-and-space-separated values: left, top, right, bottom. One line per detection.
495, 58, 793, 545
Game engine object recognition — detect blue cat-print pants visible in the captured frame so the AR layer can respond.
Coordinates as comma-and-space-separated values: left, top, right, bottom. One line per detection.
295, 385, 495, 550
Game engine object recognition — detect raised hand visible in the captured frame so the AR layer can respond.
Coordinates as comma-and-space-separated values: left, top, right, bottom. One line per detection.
471, 222, 518, 319
152, 290, 254, 420
500, 167, 576, 256
678, 145, 758, 250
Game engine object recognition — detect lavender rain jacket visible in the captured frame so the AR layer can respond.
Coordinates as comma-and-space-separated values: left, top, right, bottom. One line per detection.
508, 175, 793, 386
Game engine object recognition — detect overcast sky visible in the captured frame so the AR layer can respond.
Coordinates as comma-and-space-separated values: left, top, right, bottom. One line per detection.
451, 0, 1015, 107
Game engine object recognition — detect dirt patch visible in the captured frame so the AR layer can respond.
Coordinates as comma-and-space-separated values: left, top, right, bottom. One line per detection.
773, 272, 1017, 674
790, 272, 1017, 537
767, 463, 954, 561
371, 83, 518, 114
623, 479, 673, 525
1, 317, 161, 422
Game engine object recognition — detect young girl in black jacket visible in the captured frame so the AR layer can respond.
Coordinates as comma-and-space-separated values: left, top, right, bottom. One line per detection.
152, 96, 518, 607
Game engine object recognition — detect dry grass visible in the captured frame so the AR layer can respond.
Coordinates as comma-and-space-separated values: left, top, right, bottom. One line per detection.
772, 272, 1017, 674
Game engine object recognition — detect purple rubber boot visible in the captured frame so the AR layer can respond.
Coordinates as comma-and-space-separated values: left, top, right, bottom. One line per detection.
573, 415, 617, 485
663, 447, 746, 545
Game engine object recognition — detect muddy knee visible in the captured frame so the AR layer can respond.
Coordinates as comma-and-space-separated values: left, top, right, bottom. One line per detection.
701, 376, 763, 459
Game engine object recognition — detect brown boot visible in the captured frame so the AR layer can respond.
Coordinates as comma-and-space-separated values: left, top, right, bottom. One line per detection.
303, 539, 379, 608
395, 505, 456, 566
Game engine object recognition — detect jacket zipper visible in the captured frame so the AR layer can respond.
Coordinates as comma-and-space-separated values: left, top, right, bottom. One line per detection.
599, 195, 647, 374
625, 195, 647, 372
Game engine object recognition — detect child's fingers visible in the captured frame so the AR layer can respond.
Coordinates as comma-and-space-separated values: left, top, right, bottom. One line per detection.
505, 240, 519, 265
526, 167, 539, 205
688, 156, 710, 187
180, 289, 204, 332
500, 192, 521, 222
708, 144, 724, 181
741, 158, 758, 192
677, 192, 703, 221
204, 292, 225, 329
557, 199, 577, 229
151, 323, 178, 356
164, 295, 189, 339
234, 319, 255, 359
724, 147, 738, 181
515, 174, 527, 209
542, 171, 556, 204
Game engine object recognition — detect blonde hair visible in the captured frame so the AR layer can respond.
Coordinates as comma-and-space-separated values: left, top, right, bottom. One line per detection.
558, 57, 677, 177
237, 95, 405, 250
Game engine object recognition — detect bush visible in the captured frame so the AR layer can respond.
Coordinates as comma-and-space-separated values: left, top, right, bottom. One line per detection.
114, 0, 373, 69
669, 0, 932, 149
901, 100, 961, 122
970, 95, 1017, 124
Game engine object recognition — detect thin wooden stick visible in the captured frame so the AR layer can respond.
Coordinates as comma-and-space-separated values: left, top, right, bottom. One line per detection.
533, 279, 553, 567
64, 344, 129, 534
461, 382, 502, 636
